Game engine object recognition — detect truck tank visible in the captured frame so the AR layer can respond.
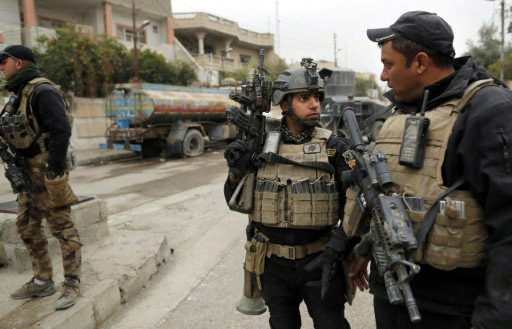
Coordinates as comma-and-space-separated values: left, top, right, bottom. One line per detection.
106, 83, 240, 158
109, 83, 238, 126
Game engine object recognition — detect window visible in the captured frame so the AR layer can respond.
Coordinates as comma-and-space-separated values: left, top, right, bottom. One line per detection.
240, 54, 251, 64
152, 25, 158, 33
116, 24, 146, 43
38, 16, 68, 29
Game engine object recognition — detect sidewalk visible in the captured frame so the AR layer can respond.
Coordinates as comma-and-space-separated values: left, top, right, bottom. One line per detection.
0, 200, 172, 329
75, 148, 136, 166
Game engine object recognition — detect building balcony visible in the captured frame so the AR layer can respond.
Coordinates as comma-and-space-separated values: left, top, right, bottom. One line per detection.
173, 12, 274, 48
194, 53, 240, 71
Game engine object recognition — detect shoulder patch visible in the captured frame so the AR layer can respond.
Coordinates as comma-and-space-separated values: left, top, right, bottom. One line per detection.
304, 143, 321, 154
325, 148, 336, 157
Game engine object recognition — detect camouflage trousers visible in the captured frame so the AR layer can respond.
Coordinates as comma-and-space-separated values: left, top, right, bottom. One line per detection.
16, 155, 81, 282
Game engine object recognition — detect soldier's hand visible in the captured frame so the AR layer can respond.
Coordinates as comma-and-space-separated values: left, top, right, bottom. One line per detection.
224, 140, 252, 177
348, 255, 370, 292
305, 247, 338, 300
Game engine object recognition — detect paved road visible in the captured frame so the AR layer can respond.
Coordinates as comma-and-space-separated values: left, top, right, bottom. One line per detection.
0, 149, 376, 329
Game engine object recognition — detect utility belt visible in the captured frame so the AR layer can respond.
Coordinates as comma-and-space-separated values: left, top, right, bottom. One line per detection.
244, 230, 329, 287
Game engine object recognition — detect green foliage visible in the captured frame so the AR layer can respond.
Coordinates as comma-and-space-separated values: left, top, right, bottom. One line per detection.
265, 57, 288, 80
355, 76, 378, 97
489, 52, 512, 78
134, 49, 196, 85
35, 27, 129, 97
224, 57, 288, 83
465, 23, 502, 69
35, 26, 197, 97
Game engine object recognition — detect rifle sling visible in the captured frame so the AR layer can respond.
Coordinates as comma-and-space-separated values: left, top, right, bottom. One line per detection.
415, 176, 465, 245
259, 152, 334, 174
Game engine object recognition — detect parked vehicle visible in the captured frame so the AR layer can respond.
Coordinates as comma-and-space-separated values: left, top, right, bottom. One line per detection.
105, 83, 238, 157
321, 96, 392, 142
319, 67, 391, 142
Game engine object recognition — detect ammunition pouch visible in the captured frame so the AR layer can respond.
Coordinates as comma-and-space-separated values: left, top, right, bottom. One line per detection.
244, 234, 269, 276
44, 173, 79, 208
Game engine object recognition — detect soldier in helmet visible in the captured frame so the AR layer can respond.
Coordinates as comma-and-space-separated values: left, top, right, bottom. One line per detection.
224, 59, 358, 329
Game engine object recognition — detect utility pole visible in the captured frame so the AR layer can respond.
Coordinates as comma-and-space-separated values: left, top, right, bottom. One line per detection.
275, 0, 280, 54
334, 33, 338, 67
132, 0, 139, 81
487, 0, 506, 80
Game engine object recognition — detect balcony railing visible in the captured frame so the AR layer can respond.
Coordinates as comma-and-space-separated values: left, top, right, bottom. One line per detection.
193, 53, 239, 71
173, 12, 274, 47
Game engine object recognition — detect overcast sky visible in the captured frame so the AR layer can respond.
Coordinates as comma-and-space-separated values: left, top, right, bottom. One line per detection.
172, 0, 504, 79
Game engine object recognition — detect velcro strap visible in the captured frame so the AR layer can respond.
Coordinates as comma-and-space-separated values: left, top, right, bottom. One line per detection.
416, 176, 466, 245
266, 238, 327, 260
259, 152, 334, 174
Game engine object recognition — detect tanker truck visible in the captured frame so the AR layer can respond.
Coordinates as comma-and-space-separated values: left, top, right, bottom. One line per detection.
105, 83, 239, 157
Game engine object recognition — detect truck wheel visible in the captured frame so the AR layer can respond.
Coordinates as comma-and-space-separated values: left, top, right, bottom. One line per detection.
183, 129, 204, 157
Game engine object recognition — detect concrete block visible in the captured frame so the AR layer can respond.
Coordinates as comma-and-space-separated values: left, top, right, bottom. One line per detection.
0, 217, 20, 244
3, 242, 32, 271
33, 298, 95, 329
118, 257, 158, 303
3, 237, 60, 272
99, 199, 109, 221
83, 279, 121, 326
78, 220, 99, 245
72, 200, 102, 227
96, 220, 110, 240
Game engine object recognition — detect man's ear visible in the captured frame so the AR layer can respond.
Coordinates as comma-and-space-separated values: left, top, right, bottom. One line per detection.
280, 101, 288, 113
415, 52, 431, 75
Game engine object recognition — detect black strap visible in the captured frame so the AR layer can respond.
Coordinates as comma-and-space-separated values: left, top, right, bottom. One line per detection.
415, 176, 466, 245
259, 152, 334, 174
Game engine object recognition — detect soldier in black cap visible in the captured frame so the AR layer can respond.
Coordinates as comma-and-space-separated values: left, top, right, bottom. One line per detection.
0, 45, 81, 310
343, 11, 512, 329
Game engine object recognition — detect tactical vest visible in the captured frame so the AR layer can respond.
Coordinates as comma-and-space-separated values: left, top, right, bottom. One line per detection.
250, 127, 339, 229
343, 79, 493, 271
0, 77, 73, 153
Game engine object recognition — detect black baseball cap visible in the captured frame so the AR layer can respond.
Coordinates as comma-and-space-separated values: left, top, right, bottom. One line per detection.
0, 45, 36, 64
367, 11, 456, 58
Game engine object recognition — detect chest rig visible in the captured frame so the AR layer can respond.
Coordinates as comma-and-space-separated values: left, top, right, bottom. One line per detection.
249, 127, 339, 229
343, 79, 494, 271
0, 78, 73, 155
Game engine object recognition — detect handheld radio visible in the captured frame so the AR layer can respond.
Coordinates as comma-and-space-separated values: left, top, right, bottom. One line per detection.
398, 90, 430, 168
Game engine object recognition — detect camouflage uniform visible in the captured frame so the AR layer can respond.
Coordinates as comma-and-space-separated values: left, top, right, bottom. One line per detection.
16, 154, 81, 282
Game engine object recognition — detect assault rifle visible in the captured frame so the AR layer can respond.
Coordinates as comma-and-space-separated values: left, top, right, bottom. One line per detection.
341, 108, 422, 322
0, 140, 32, 200
226, 49, 272, 213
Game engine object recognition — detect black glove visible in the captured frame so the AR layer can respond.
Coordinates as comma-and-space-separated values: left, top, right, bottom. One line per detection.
224, 140, 253, 177
46, 168, 64, 180
304, 247, 339, 300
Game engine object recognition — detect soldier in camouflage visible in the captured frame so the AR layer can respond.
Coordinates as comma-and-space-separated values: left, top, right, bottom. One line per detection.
0, 45, 81, 310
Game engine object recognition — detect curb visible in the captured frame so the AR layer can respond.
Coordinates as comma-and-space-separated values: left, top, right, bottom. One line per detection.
77, 150, 136, 166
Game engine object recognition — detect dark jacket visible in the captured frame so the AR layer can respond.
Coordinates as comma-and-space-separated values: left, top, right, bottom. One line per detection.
371, 57, 512, 329
224, 129, 351, 252
9, 79, 71, 172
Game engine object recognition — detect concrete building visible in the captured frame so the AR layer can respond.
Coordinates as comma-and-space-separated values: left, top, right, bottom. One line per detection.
173, 12, 279, 83
0, 1, 278, 86
0, 0, 194, 63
